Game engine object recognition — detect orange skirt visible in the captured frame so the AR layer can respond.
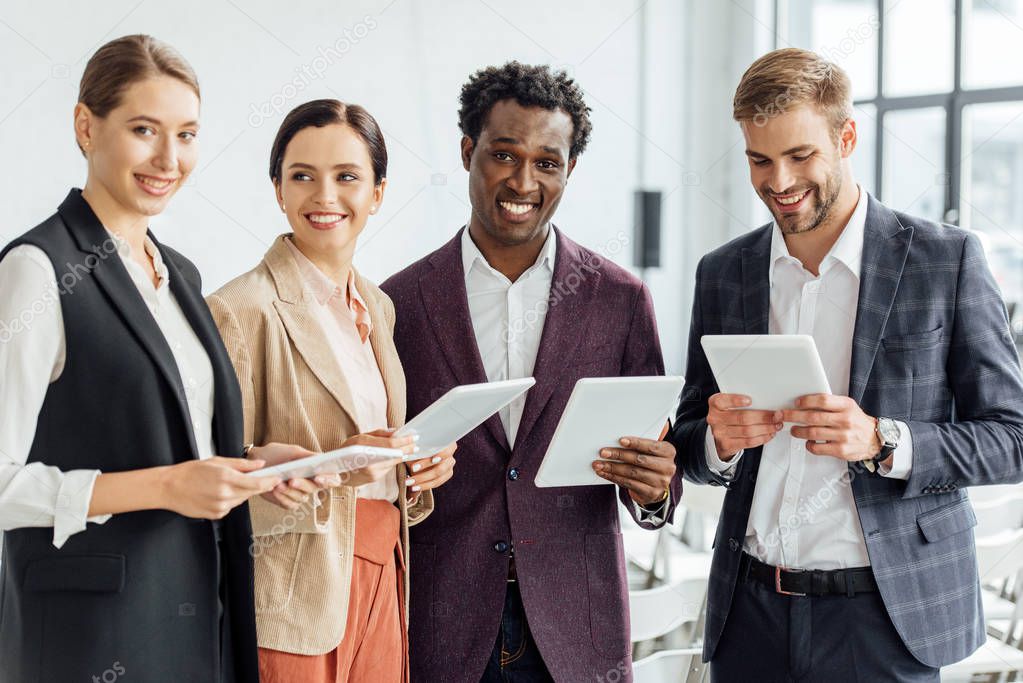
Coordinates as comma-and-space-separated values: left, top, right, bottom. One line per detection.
258, 498, 407, 683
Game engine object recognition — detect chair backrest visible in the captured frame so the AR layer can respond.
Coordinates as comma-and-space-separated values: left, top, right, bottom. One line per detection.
629, 578, 708, 642
678, 485, 726, 516
968, 484, 1023, 506
971, 494, 1023, 538
975, 528, 1023, 582
633, 648, 703, 683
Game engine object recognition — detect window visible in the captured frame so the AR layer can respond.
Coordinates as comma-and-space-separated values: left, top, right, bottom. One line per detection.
780, 0, 1023, 322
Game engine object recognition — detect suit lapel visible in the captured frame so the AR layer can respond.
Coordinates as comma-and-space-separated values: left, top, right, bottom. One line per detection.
515, 229, 600, 447
849, 197, 913, 403
265, 237, 362, 432
741, 225, 773, 334
59, 191, 200, 459
418, 230, 508, 449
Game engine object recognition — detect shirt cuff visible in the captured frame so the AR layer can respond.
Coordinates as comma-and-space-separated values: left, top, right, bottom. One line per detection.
52, 469, 112, 549
631, 495, 668, 525
705, 427, 743, 479
878, 420, 913, 480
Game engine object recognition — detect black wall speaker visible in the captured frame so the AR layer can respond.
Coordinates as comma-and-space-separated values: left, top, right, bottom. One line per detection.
634, 189, 662, 269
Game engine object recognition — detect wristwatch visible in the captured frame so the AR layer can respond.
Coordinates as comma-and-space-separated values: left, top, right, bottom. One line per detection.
867, 417, 900, 473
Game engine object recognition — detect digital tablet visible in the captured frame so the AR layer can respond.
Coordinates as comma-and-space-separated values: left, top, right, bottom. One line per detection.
246, 445, 404, 481
700, 334, 832, 411
394, 377, 536, 460
534, 376, 685, 488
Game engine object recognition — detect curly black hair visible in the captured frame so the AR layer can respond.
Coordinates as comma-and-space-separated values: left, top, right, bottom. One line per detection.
458, 61, 593, 159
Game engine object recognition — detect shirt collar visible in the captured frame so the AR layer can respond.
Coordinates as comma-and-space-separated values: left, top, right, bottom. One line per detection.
105, 228, 170, 289
769, 184, 867, 287
460, 225, 557, 282
284, 237, 373, 342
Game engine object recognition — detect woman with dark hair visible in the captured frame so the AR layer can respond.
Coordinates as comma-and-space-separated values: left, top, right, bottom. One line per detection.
207, 99, 457, 682
0, 35, 337, 683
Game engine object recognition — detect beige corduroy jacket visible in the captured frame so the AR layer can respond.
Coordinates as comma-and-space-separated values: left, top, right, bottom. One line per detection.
206, 235, 433, 655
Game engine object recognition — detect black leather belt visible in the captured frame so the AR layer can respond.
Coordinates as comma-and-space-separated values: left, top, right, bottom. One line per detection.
739, 552, 878, 597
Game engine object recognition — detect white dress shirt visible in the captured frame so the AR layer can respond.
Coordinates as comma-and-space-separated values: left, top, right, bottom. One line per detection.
0, 233, 216, 548
462, 227, 556, 447
705, 187, 913, 569
461, 227, 666, 521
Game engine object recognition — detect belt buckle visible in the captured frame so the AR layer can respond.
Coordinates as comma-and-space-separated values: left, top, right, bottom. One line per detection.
775, 566, 806, 597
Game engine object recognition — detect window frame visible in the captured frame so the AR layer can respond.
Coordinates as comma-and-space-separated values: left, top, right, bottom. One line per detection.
777, 0, 1023, 225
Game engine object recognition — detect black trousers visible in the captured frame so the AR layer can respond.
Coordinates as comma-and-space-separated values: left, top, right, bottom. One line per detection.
711, 574, 940, 682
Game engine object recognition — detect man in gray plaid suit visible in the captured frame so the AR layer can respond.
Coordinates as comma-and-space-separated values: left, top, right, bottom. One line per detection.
669, 48, 1023, 681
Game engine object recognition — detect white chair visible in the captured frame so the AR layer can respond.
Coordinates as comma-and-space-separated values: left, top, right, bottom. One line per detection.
972, 494, 1023, 539
940, 637, 1023, 682
941, 528, 1023, 681
633, 648, 704, 683
673, 486, 725, 552
968, 484, 1023, 506
630, 578, 708, 643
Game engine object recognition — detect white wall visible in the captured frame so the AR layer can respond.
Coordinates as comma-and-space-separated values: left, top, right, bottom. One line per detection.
0, 0, 777, 374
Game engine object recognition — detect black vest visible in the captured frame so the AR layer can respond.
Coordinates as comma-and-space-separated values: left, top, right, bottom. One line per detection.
0, 190, 258, 682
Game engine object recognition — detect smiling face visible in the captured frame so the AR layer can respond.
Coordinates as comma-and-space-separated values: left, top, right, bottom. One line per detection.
275, 123, 384, 261
462, 99, 576, 247
742, 103, 856, 235
75, 75, 200, 220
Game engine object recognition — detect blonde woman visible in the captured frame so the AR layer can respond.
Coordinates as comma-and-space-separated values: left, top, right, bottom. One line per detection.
0, 35, 312, 682
207, 99, 456, 682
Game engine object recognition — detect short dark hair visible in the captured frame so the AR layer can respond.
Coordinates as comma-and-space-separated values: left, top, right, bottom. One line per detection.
458, 61, 593, 159
269, 99, 387, 185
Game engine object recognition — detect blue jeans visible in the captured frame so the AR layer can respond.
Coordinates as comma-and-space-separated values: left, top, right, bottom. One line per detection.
480, 581, 554, 682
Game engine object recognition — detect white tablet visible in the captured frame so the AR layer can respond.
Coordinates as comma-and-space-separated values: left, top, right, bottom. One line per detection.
700, 334, 832, 411
246, 445, 404, 481
535, 376, 685, 488
394, 377, 536, 461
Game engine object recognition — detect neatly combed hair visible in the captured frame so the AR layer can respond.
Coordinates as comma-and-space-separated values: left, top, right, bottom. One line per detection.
269, 99, 387, 185
458, 61, 593, 159
733, 48, 852, 136
77, 34, 199, 155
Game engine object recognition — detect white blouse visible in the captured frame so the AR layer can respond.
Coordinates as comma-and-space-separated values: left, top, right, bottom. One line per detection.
0, 231, 216, 548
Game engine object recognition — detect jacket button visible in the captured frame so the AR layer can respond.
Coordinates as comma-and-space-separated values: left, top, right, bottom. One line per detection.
508, 468, 520, 481
728, 538, 740, 552
493, 541, 509, 553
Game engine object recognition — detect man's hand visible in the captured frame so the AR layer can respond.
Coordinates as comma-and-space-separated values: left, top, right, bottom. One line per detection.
706, 393, 783, 461
593, 435, 676, 507
781, 394, 882, 464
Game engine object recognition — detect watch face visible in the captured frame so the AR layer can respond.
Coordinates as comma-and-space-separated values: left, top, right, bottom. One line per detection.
879, 418, 900, 444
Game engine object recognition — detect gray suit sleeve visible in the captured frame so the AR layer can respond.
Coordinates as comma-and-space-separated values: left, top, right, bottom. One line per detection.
902, 232, 1023, 498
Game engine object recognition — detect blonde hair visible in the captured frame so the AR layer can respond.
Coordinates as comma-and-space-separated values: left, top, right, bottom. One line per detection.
733, 48, 852, 135
77, 35, 199, 154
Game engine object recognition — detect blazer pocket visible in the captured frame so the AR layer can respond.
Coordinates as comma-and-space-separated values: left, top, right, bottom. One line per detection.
917, 498, 977, 543
882, 326, 944, 352
24, 554, 125, 593
584, 532, 630, 658
252, 532, 305, 614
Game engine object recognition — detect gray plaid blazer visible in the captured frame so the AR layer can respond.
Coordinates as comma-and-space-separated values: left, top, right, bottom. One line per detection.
670, 195, 1023, 668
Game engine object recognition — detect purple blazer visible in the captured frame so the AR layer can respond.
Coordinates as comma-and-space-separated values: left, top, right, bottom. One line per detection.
381, 227, 681, 683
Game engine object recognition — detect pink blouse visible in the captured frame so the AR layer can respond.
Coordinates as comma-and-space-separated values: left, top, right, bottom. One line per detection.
285, 238, 396, 502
